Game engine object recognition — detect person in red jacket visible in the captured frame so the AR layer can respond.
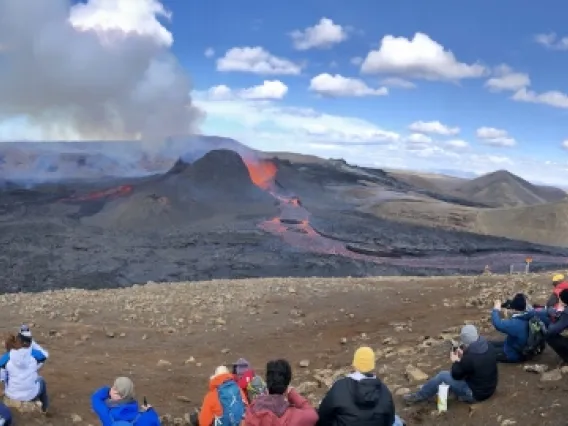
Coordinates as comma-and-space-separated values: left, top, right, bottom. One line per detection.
546, 274, 568, 310
245, 359, 318, 426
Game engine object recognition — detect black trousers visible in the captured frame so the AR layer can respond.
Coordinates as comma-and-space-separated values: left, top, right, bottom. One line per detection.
546, 334, 568, 362
488, 340, 520, 364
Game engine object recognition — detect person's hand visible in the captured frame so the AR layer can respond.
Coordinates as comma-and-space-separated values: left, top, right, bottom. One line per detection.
141, 404, 152, 412
450, 348, 462, 363
456, 348, 464, 359
494, 300, 501, 310
285, 386, 293, 397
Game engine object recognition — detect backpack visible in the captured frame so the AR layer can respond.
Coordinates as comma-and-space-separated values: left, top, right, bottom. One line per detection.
215, 380, 245, 426
521, 316, 546, 359
245, 375, 268, 403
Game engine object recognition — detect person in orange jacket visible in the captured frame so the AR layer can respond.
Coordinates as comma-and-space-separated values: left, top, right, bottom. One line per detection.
194, 366, 248, 426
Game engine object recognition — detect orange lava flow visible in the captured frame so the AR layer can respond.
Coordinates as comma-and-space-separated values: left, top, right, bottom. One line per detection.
64, 185, 133, 201
243, 159, 277, 189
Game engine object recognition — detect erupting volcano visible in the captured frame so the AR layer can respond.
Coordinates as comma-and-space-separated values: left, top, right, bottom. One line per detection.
1, 140, 567, 293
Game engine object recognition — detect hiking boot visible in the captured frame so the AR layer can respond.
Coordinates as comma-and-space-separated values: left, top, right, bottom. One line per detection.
403, 393, 426, 405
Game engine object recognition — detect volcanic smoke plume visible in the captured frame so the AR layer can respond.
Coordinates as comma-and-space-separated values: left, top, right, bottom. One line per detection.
0, 0, 203, 141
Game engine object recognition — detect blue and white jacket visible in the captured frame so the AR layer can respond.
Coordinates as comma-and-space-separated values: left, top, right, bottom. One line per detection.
0, 346, 47, 401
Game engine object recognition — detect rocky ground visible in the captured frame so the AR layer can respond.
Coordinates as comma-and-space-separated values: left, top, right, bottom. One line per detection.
1, 272, 568, 425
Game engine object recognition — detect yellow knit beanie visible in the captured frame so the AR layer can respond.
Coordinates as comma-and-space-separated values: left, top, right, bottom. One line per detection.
352, 346, 375, 373
553, 274, 565, 284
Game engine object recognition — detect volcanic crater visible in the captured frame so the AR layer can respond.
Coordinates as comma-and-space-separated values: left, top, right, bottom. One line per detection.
0, 146, 567, 293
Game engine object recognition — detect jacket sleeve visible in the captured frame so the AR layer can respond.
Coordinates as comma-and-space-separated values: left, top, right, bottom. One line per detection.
450, 355, 472, 381
91, 386, 113, 426
382, 385, 396, 426
316, 382, 338, 426
31, 341, 49, 359
199, 391, 218, 426
288, 389, 318, 426
491, 309, 516, 335
142, 408, 161, 425
546, 293, 559, 308
547, 313, 568, 336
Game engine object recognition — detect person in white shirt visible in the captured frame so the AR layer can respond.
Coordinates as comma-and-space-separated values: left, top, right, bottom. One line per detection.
0, 327, 49, 413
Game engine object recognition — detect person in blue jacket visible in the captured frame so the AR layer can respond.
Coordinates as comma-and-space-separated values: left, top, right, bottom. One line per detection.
91, 377, 160, 426
490, 294, 531, 363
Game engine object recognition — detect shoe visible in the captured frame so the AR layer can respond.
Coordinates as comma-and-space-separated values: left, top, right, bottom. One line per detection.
403, 393, 425, 405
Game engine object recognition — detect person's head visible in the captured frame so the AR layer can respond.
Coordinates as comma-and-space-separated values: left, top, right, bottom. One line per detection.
110, 377, 135, 401
352, 346, 375, 376
552, 274, 565, 287
459, 325, 479, 348
559, 289, 568, 308
265, 359, 292, 395
233, 358, 250, 376
501, 293, 527, 312
211, 365, 230, 380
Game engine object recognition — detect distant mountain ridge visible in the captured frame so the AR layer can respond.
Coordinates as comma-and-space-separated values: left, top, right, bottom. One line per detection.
452, 169, 566, 207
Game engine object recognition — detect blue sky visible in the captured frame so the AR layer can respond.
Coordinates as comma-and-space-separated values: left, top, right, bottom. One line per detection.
1, 0, 568, 186
166, 0, 568, 185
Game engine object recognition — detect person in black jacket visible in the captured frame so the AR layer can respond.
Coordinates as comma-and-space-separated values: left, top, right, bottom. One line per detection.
317, 346, 405, 426
403, 325, 498, 405
544, 289, 568, 363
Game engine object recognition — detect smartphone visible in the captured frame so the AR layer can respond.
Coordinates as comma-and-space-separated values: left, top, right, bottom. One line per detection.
143, 396, 148, 407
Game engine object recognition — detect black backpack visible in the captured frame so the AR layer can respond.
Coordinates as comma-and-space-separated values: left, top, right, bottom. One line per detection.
521, 316, 546, 359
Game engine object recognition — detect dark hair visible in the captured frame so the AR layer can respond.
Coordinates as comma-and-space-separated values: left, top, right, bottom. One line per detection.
560, 289, 568, 305
265, 359, 292, 395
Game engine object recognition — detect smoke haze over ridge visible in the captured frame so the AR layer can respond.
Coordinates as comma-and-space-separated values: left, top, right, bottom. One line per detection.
0, 0, 203, 142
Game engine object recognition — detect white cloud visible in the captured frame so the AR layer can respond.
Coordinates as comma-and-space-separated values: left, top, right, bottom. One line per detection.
562, 140, 568, 150
309, 73, 388, 97
406, 133, 433, 144
534, 33, 568, 50
361, 32, 486, 81
204, 47, 215, 58
217, 47, 301, 75
380, 77, 416, 89
408, 120, 460, 136
485, 65, 530, 92
512, 87, 568, 109
194, 91, 400, 146
446, 139, 469, 150
350, 57, 363, 66
476, 127, 517, 147
239, 80, 288, 100
70, 0, 173, 46
290, 18, 347, 50
207, 80, 288, 101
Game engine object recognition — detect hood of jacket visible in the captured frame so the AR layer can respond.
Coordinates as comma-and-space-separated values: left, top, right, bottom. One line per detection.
345, 372, 385, 408
9, 348, 33, 368
209, 372, 235, 390
466, 336, 489, 354
249, 394, 289, 417
108, 400, 141, 422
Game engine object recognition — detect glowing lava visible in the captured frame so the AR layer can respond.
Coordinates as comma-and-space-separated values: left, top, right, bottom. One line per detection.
63, 185, 133, 202
243, 159, 277, 190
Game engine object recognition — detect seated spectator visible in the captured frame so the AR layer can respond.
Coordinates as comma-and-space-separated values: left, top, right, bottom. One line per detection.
194, 366, 247, 426
403, 325, 498, 406
91, 377, 160, 426
490, 295, 531, 363
245, 359, 317, 426
318, 347, 405, 426
0, 333, 49, 414
546, 274, 568, 309
544, 289, 568, 365
232, 358, 267, 403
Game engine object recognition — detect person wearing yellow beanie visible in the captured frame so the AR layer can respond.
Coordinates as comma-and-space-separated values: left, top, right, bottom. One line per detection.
318, 347, 406, 426
352, 346, 375, 374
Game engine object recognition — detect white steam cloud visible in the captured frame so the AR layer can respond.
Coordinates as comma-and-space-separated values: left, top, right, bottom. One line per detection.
0, 0, 203, 142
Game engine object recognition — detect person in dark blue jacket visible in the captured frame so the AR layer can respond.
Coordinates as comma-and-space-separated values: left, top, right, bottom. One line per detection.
91, 377, 160, 426
490, 294, 531, 363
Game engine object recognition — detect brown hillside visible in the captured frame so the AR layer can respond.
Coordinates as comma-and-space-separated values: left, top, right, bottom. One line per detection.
453, 170, 565, 207
476, 200, 568, 247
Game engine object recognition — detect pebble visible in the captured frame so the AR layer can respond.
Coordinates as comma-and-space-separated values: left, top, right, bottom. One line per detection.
157, 359, 172, 367
299, 360, 310, 368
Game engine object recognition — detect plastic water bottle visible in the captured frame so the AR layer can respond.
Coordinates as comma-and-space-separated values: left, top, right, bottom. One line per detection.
437, 383, 449, 412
